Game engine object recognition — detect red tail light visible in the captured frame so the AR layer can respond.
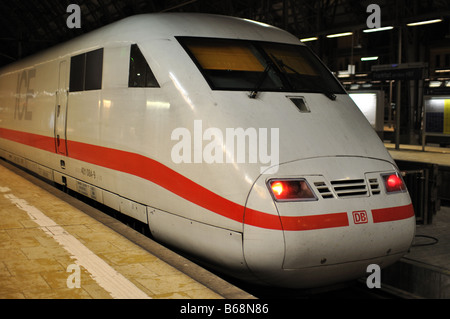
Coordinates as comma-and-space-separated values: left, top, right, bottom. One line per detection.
268, 179, 317, 201
271, 182, 284, 196
382, 173, 406, 193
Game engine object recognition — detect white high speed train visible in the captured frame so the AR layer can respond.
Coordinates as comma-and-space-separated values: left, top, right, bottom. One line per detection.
0, 13, 415, 289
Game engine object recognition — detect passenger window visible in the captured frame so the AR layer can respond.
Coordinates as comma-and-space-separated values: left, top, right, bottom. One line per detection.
128, 44, 159, 88
85, 49, 103, 90
69, 48, 103, 92
69, 54, 85, 92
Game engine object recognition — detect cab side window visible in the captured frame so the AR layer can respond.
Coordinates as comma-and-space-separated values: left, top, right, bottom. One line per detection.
128, 44, 159, 88
85, 49, 103, 90
69, 48, 103, 92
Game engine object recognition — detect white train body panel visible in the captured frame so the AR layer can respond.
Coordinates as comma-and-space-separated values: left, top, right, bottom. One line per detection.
0, 13, 415, 288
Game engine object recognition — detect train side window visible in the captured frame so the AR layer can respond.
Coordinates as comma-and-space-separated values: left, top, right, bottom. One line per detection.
69, 48, 103, 92
69, 54, 85, 92
129, 44, 159, 88
85, 49, 103, 90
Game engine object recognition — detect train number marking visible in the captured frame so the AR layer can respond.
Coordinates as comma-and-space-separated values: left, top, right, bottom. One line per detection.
81, 167, 97, 179
352, 210, 368, 224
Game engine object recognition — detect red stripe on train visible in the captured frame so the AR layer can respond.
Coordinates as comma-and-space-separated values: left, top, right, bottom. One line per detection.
1, 128, 414, 230
372, 204, 415, 223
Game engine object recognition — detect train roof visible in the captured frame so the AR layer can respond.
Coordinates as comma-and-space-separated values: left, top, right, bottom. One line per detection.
0, 13, 303, 73
139, 13, 301, 42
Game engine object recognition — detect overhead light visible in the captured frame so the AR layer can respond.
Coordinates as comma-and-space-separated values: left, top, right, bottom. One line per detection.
300, 37, 318, 42
436, 69, 450, 73
407, 19, 442, 27
361, 56, 379, 61
363, 26, 394, 33
326, 32, 353, 38
337, 71, 351, 78
446, 81, 450, 87
429, 81, 442, 87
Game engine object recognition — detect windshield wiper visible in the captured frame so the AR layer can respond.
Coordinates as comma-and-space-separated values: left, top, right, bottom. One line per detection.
249, 62, 275, 99
271, 55, 337, 101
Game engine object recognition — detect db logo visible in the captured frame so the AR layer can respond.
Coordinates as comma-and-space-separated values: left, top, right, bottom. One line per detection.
352, 210, 368, 224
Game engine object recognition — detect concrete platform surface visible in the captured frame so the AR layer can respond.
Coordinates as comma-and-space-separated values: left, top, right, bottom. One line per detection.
0, 162, 226, 299
385, 143, 450, 167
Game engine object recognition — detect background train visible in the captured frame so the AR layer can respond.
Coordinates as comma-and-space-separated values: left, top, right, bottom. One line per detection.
0, 13, 415, 289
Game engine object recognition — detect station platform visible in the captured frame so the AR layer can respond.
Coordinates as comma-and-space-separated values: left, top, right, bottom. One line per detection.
384, 143, 450, 167
0, 161, 252, 299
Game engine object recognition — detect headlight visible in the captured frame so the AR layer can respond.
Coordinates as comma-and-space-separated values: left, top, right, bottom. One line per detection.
267, 179, 317, 201
381, 172, 407, 193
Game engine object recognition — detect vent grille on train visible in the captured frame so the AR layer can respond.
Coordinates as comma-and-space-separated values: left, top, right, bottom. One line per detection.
314, 181, 334, 199
330, 179, 368, 198
368, 178, 381, 195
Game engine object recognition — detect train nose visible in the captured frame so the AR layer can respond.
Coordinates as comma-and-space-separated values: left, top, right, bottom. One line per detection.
243, 156, 416, 288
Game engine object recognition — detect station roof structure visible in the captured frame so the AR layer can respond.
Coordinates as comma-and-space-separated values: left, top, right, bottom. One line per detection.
0, 0, 449, 70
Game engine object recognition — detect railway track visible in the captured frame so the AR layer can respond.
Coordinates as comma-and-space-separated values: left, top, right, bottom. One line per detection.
218, 275, 422, 299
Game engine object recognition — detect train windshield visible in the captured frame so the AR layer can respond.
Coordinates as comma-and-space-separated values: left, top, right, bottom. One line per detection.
178, 37, 345, 96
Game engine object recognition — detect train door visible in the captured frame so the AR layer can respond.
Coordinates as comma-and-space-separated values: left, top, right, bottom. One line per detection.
55, 60, 68, 155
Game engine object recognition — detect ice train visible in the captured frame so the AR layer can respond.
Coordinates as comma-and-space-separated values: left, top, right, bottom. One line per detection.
0, 13, 415, 289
